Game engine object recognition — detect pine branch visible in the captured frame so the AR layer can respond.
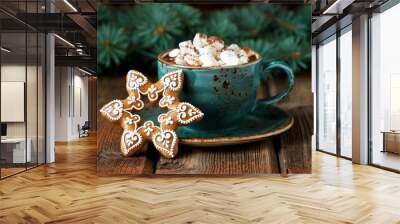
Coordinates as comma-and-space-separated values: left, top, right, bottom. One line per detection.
97, 25, 129, 68
97, 4, 311, 74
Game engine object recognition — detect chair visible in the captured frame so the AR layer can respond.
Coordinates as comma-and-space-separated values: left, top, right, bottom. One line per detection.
78, 121, 90, 138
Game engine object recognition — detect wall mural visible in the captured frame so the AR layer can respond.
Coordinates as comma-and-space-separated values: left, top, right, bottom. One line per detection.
97, 3, 312, 175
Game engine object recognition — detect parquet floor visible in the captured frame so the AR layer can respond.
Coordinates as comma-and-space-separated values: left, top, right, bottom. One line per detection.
1, 167, 26, 178
1, 136, 400, 224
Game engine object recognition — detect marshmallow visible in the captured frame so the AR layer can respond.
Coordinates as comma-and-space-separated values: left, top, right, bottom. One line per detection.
220, 50, 239, 66
179, 40, 197, 56
207, 36, 224, 51
174, 55, 185, 65
184, 54, 200, 66
193, 33, 208, 50
168, 33, 254, 67
226, 44, 242, 54
198, 45, 217, 57
168, 48, 180, 58
238, 49, 249, 64
238, 49, 247, 57
199, 54, 219, 67
239, 56, 249, 64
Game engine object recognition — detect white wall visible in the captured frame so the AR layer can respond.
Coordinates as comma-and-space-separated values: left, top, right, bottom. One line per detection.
54, 66, 89, 141
1, 65, 39, 138
55, 66, 69, 141
1, 65, 26, 141
72, 72, 89, 138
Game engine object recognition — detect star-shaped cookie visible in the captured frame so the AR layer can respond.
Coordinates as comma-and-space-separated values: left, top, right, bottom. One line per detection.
100, 70, 204, 158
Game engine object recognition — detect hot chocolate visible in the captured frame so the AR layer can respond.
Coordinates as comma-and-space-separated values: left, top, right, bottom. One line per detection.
162, 33, 258, 68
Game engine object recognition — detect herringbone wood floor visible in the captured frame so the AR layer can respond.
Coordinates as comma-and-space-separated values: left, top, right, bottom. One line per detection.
1, 136, 400, 224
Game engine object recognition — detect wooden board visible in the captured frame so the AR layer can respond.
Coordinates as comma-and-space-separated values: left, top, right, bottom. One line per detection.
278, 106, 313, 174
97, 107, 312, 175
156, 139, 280, 175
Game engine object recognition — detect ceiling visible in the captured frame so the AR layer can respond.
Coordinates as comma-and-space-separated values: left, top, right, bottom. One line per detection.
1, 32, 46, 64
312, 0, 390, 44
1, 1, 98, 72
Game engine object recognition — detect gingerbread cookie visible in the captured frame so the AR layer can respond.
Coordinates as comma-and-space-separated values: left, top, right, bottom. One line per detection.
100, 70, 204, 158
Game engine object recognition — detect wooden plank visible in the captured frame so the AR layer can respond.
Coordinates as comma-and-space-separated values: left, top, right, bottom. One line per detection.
155, 139, 280, 175
97, 74, 127, 108
278, 106, 313, 174
270, 72, 312, 175
274, 72, 313, 109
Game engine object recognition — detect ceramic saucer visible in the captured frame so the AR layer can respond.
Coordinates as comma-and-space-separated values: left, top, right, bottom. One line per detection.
177, 103, 293, 146
137, 102, 293, 147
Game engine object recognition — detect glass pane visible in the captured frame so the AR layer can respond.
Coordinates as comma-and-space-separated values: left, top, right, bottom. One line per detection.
317, 36, 337, 154
1, 30, 27, 177
371, 4, 400, 171
0, 1, 46, 178
339, 28, 352, 158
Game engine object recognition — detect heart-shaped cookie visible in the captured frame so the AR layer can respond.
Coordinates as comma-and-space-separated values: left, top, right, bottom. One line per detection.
126, 70, 148, 93
161, 70, 183, 91
175, 102, 204, 125
100, 100, 124, 121
152, 129, 178, 158
121, 130, 144, 156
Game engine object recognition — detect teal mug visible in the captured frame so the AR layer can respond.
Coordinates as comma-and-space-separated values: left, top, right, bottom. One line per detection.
157, 51, 294, 130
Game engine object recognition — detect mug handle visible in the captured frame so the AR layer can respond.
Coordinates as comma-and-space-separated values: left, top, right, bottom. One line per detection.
257, 61, 294, 105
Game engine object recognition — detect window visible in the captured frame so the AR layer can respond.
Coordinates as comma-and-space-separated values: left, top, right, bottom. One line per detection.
0, 2, 46, 179
370, 3, 400, 171
316, 25, 353, 159
317, 35, 337, 154
339, 27, 352, 158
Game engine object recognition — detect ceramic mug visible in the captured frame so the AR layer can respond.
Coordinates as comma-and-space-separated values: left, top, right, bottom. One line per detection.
157, 51, 294, 130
